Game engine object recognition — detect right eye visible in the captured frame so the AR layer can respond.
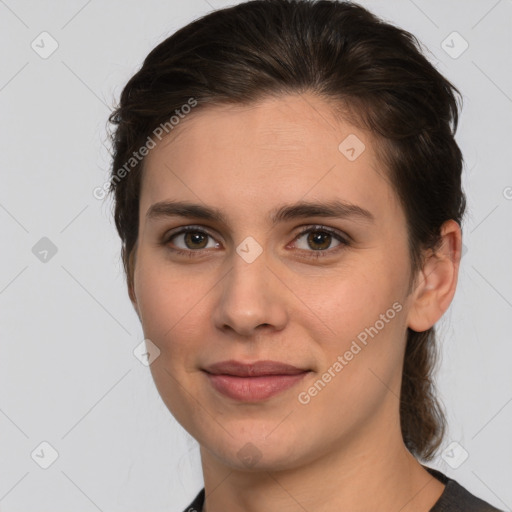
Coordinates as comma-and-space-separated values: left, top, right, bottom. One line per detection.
163, 226, 221, 256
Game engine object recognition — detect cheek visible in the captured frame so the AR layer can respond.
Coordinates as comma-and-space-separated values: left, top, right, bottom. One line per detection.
134, 252, 184, 341
299, 257, 408, 398
305, 259, 404, 341
133, 250, 216, 359
298, 281, 407, 429
133, 254, 211, 430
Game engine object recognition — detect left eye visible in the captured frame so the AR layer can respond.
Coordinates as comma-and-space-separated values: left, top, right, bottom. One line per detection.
292, 226, 347, 253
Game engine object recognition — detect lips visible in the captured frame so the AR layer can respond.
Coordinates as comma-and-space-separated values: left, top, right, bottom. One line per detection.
203, 359, 308, 377
202, 360, 311, 401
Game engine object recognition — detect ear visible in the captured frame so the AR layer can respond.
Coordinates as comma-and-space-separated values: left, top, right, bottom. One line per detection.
128, 279, 138, 312
129, 280, 142, 322
407, 220, 462, 332
126, 248, 141, 319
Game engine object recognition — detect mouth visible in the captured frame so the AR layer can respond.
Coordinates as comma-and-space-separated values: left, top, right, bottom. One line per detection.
202, 360, 311, 402
203, 359, 309, 377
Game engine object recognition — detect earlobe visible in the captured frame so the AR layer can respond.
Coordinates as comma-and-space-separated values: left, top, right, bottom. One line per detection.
407, 220, 462, 332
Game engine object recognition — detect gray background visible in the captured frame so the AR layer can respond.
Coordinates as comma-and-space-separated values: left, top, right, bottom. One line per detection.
0, 0, 511, 510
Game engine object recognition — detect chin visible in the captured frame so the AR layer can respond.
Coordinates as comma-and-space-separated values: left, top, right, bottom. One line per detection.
202, 431, 310, 472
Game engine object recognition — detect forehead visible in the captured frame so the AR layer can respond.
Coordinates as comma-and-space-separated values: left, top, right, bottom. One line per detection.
140, 93, 400, 226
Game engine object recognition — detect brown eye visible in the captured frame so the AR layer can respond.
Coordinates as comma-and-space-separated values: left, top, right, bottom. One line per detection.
292, 226, 349, 258
182, 231, 209, 249
305, 231, 333, 250
165, 227, 220, 254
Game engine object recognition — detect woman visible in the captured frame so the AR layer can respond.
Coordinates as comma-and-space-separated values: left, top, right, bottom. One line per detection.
108, 1, 503, 510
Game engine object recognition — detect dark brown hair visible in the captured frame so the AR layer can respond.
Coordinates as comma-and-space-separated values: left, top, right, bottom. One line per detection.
108, 0, 465, 461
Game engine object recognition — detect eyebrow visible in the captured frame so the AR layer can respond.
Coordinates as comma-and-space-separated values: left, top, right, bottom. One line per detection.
145, 199, 375, 225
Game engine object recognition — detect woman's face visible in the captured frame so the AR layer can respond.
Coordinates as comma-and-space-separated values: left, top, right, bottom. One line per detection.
131, 93, 421, 471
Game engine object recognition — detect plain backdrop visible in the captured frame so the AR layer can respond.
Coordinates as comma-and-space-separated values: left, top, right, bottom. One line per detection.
0, 0, 511, 511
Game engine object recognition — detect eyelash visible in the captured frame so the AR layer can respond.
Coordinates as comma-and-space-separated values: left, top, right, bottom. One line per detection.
161, 225, 350, 260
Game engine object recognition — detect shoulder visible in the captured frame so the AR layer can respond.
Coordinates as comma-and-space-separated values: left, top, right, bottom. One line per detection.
182, 470, 505, 512
424, 466, 504, 512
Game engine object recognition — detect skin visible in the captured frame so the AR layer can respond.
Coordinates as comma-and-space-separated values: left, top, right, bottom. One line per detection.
129, 92, 462, 512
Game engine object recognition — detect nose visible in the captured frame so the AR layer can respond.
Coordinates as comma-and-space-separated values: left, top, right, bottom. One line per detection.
212, 250, 289, 338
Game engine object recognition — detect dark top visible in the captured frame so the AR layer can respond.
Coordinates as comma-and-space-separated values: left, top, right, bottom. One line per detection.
181, 466, 503, 512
